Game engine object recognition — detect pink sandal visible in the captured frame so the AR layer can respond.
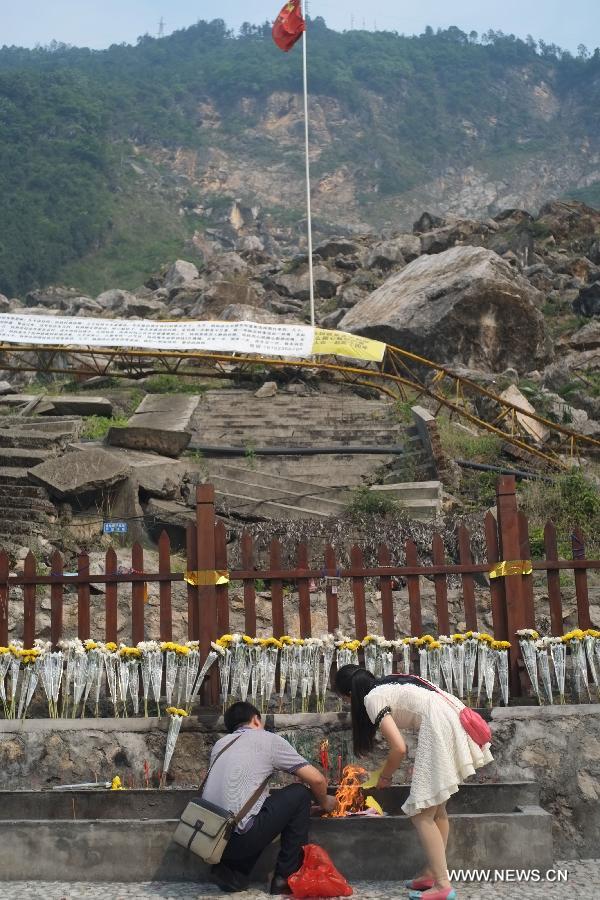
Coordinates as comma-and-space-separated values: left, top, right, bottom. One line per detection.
408, 888, 457, 900
404, 876, 435, 891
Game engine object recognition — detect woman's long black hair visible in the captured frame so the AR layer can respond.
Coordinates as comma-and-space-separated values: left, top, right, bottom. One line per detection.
335, 664, 436, 756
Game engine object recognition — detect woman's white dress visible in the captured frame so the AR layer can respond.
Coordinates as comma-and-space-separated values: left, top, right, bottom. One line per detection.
364, 683, 493, 817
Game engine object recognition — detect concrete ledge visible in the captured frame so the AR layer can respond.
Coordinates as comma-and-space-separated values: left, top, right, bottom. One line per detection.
491, 703, 600, 720
0, 806, 554, 882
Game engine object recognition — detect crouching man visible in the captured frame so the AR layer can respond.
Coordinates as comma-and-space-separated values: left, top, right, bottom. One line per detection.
203, 701, 338, 894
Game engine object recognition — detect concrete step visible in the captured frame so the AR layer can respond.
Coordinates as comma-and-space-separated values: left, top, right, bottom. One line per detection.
0, 782, 553, 882
210, 474, 347, 515
205, 463, 352, 503
0, 495, 56, 515
0, 430, 72, 450
0, 448, 53, 468
0, 415, 82, 433
216, 490, 335, 521
0, 467, 31, 485
372, 480, 442, 501
0, 505, 56, 525
0, 484, 49, 501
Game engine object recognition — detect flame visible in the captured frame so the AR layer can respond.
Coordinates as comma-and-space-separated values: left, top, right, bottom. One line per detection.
328, 764, 368, 817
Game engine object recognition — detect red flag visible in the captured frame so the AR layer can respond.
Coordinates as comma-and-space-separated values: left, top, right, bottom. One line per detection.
272, 0, 305, 52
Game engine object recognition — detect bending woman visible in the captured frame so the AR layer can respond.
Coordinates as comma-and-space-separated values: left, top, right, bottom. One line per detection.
335, 665, 493, 900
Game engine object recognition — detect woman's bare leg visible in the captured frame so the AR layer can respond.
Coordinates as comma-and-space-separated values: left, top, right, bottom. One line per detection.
434, 802, 449, 848
411, 806, 451, 892
411, 804, 449, 879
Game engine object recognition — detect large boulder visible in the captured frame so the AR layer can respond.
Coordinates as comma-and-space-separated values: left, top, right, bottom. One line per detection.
573, 282, 600, 317
339, 246, 553, 373
163, 259, 200, 290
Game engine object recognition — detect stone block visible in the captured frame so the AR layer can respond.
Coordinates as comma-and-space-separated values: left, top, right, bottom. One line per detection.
107, 394, 201, 458
28, 448, 129, 499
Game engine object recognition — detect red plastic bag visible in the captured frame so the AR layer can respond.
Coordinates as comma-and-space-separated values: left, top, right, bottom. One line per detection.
289, 844, 353, 898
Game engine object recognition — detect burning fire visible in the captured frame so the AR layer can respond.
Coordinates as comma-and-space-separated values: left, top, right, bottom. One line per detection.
329, 765, 368, 817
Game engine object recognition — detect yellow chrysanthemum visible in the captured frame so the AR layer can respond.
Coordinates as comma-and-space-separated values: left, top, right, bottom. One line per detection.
420, 634, 435, 644
105, 642, 118, 652
166, 706, 189, 717
427, 640, 441, 650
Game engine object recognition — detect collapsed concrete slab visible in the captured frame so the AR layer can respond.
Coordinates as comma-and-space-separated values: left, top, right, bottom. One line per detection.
101, 446, 192, 498
28, 448, 129, 499
107, 394, 201, 457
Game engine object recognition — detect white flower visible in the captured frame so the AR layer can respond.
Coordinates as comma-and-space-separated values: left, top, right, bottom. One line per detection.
185, 640, 199, 650
211, 642, 226, 657
137, 641, 161, 653
34, 639, 51, 653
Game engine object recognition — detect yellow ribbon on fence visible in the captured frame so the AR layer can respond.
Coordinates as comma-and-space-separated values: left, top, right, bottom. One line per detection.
184, 570, 230, 586
489, 560, 533, 579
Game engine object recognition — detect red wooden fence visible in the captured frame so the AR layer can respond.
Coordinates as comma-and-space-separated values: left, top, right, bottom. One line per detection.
1, 475, 598, 697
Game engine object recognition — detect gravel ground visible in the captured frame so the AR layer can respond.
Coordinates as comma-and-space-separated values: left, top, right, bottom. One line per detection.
0, 860, 596, 900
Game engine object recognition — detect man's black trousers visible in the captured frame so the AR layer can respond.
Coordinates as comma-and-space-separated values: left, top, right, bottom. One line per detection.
222, 783, 312, 878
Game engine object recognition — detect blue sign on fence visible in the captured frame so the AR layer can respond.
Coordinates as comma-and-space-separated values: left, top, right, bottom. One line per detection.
103, 522, 128, 534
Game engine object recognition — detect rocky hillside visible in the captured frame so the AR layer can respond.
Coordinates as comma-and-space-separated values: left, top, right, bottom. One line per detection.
4, 199, 600, 434
1, 20, 600, 295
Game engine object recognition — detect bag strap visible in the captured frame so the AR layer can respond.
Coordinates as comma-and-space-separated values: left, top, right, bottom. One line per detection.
233, 773, 273, 825
199, 733, 243, 796
401, 673, 462, 715
200, 731, 273, 825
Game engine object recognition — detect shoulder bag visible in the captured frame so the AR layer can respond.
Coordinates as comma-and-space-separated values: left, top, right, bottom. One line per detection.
173, 733, 272, 864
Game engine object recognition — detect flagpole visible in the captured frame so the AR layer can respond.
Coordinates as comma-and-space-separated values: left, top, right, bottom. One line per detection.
300, 1, 315, 327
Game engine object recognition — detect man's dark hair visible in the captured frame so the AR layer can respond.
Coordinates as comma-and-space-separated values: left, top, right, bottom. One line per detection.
224, 701, 261, 734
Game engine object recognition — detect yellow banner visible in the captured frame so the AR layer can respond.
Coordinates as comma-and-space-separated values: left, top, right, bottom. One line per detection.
489, 560, 533, 579
312, 328, 386, 362
184, 570, 230, 586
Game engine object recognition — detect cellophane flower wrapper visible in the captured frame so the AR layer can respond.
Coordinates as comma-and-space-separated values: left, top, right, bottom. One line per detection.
496, 649, 509, 706
464, 638, 478, 702
218, 647, 233, 710
519, 638, 540, 702
536, 648, 553, 704
104, 652, 119, 716
188, 649, 219, 713
584, 636, 599, 696
82, 650, 100, 718
0, 654, 11, 713
320, 646, 335, 711
364, 642, 378, 675
427, 647, 441, 687
8, 654, 21, 717
441, 644, 454, 694
140, 655, 151, 717
229, 641, 245, 701
17, 667, 38, 720
149, 650, 163, 713
279, 647, 290, 707
550, 641, 566, 703
164, 651, 178, 707
289, 645, 302, 712
93, 653, 105, 717
572, 641, 590, 701
484, 650, 496, 704
476, 642, 487, 705
418, 647, 428, 680
163, 713, 184, 777
117, 658, 131, 715
128, 659, 140, 715
183, 650, 200, 710
381, 649, 393, 678
452, 643, 465, 698
72, 652, 89, 717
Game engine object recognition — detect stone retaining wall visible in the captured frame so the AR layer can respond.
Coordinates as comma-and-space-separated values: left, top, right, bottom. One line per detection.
1, 705, 598, 858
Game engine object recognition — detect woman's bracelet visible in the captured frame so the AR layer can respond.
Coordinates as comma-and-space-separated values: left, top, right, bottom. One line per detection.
378, 774, 393, 783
